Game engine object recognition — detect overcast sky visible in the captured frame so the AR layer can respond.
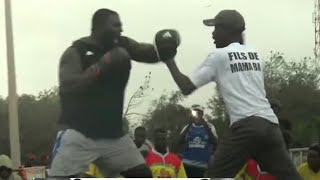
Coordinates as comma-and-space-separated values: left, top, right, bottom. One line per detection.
0, 0, 314, 117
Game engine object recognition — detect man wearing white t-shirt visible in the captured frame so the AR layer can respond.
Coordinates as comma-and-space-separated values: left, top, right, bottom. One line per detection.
163, 9, 301, 179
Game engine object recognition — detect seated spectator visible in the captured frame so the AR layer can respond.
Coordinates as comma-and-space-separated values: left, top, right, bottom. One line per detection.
298, 143, 320, 180
145, 128, 187, 178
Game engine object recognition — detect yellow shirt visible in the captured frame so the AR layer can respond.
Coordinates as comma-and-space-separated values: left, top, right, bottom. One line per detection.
86, 163, 104, 178
86, 163, 123, 178
235, 164, 249, 179
235, 159, 276, 180
298, 163, 320, 180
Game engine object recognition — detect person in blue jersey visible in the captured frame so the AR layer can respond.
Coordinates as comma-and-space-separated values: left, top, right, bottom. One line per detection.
176, 104, 218, 177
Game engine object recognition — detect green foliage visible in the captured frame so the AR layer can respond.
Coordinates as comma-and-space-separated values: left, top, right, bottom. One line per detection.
205, 91, 229, 137
0, 87, 60, 163
0, 74, 151, 162
264, 52, 320, 99
264, 52, 320, 146
123, 72, 152, 130
141, 91, 189, 151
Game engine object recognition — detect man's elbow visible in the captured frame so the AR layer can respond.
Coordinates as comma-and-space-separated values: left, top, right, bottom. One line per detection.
180, 85, 196, 96
132, 56, 160, 64
181, 89, 192, 96
146, 58, 160, 64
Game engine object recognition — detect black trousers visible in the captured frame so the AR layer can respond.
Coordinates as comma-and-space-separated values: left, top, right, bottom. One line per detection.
183, 163, 207, 178
207, 116, 302, 180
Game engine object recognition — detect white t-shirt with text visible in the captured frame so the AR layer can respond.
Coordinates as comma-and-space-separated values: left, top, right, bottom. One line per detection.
190, 43, 278, 125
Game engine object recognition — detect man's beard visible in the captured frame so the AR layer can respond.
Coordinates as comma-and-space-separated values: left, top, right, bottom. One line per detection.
101, 31, 120, 49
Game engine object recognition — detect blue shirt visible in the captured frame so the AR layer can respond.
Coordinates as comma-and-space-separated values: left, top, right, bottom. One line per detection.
181, 123, 216, 168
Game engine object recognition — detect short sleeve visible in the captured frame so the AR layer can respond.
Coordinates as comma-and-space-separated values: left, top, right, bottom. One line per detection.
145, 139, 153, 149
208, 123, 218, 138
180, 125, 189, 134
190, 53, 219, 88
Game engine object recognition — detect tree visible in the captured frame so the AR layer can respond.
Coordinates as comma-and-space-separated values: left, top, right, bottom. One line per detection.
0, 87, 60, 163
141, 91, 189, 151
0, 74, 154, 163
264, 52, 320, 146
17, 87, 60, 163
123, 72, 153, 131
206, 91, 229, 137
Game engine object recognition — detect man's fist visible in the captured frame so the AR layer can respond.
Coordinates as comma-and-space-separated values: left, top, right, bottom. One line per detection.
101, 47, 131, 71
103, 47, 130, 64
154, 29, 181, 61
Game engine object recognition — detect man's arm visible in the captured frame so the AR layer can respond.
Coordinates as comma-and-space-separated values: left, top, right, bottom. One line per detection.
178, 125, 189, 144
174, 124, 190, 154
165, 53, 218, 96
120, 36, 159, 63
202, 121, 218, 152
207, 125, 218, 152
165, 59, 197, 95
59, 47, 130, 94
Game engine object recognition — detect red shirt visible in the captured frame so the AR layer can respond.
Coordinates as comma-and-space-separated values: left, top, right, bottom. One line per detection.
145, 149, 187, 178
245, 159, 276, 180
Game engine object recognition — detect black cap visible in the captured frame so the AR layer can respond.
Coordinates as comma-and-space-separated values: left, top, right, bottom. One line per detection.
203, 9, 245, 32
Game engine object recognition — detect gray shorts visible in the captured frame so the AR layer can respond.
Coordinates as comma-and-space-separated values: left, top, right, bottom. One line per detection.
49, 129, 145, 177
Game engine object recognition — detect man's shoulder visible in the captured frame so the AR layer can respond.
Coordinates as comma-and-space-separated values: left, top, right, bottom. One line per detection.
204, 51, 220, 62
62, 46, 79, 57
145, 150, 158, 160
144, 151, 153, 159
207, 122, 215, 127
69, 37, 96, 53
218, 43, 258, 54
168, 152, 182, 162
119, 36, 142, 51
205, 122, 218, 137
145, 139, 153, 147
298, 162, 308, 171
59, 47, 81, 67
203, 48, 228, 66
207, 122, 217, 129
180, 124, 190, 133
61, 36, 103, 62
297, 163, 317, 178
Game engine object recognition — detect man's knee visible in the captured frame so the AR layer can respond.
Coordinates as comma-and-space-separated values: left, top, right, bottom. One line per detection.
207, 157, 247, 178
120, 164, 152, 178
